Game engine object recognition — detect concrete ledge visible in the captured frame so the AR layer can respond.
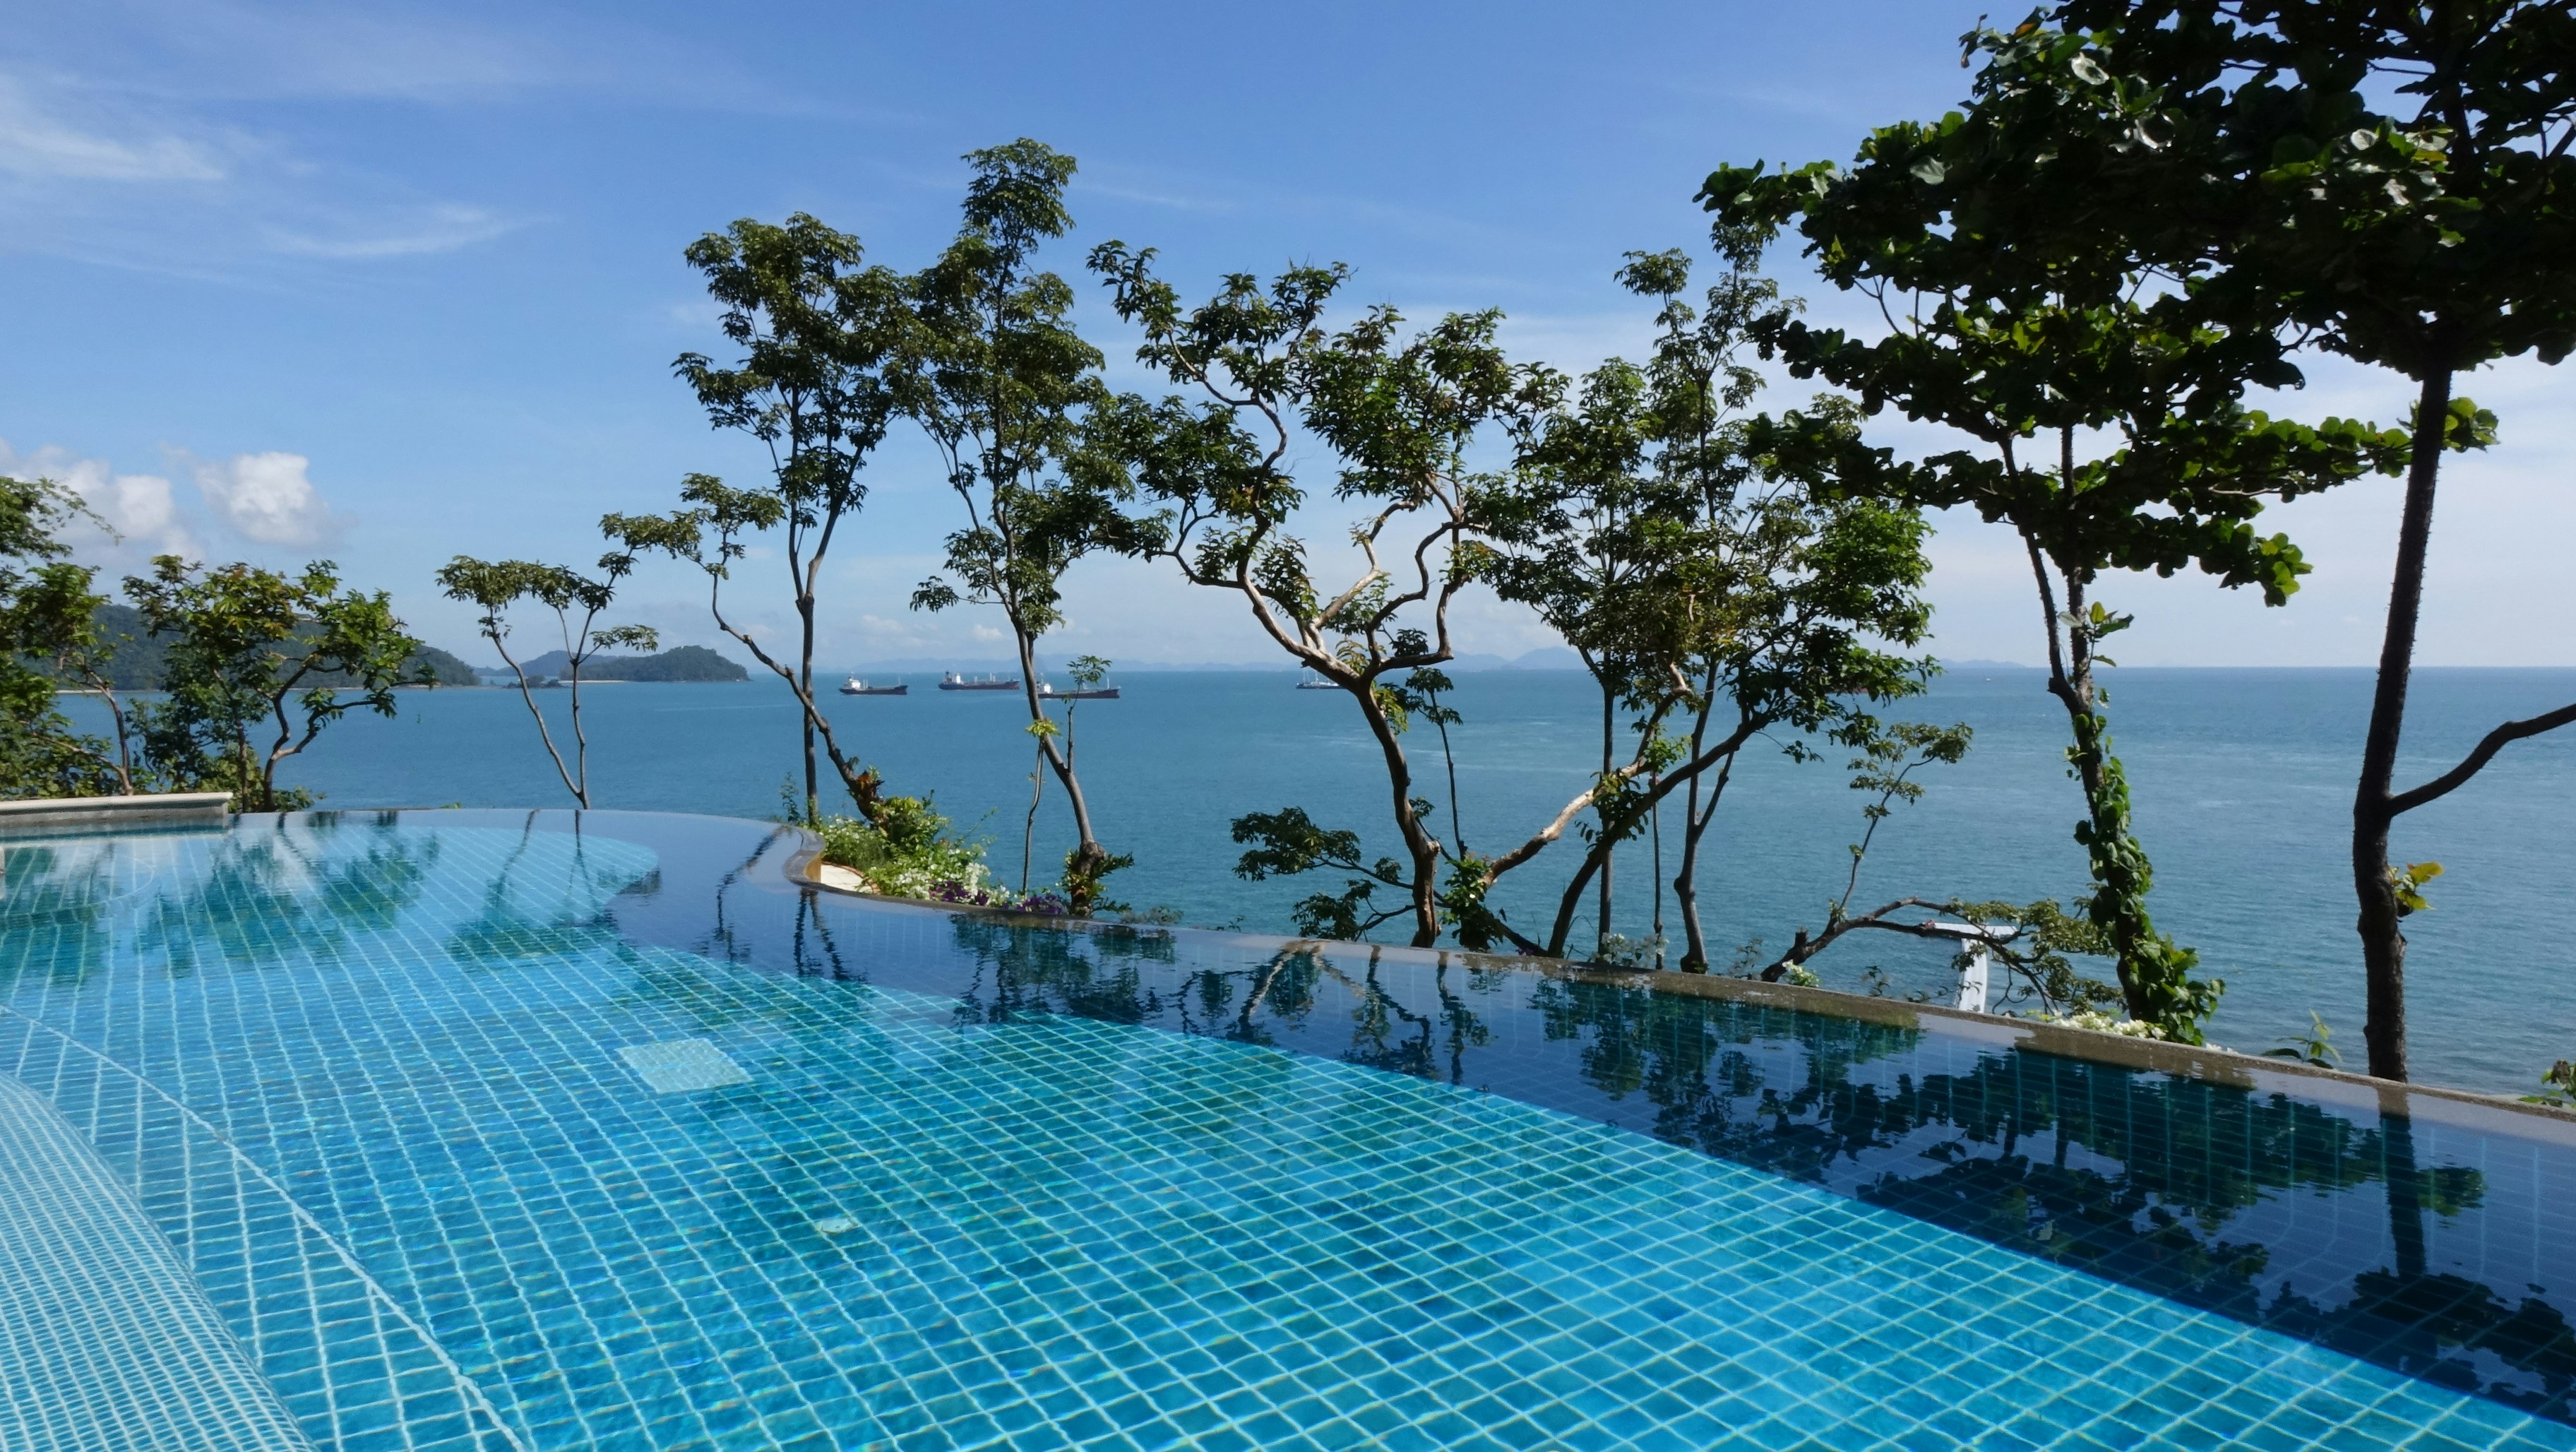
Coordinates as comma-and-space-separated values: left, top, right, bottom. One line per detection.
0, 792, 232, 828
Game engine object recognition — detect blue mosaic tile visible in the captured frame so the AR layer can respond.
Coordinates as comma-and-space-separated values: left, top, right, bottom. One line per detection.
0, 813, 2570, 1448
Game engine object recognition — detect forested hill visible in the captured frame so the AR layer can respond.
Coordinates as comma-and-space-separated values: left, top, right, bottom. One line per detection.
59, 605, 478, 689
513, 645, 749, 682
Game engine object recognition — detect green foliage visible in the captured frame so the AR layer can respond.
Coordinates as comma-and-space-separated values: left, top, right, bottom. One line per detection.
1690, 27, 2440, 1039
1924, 1, 2574, 1076
437, 550, 656, 807
2264, 1012, 2346, 1071
515, 645, 746, 683
906, 141, 1143, 641
607, 472, 886, 823
42, 602, 471, 691
812, 795, 996, 900
900, 141, 1138, 901
1229, 806, 1410, 941
1945, 898, 2130, 1018
2525, 1060, 2576, 1109
1087, 243, 1546, 946
126, 555, 426, 812
2389, 860, 2443, 918
1830, 718, 1974, 912
0, 476, 127, 797
1473, 246, 1947, 961
651, 208, 906, 826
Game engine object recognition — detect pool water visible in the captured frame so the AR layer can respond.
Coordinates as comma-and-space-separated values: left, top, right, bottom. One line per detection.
1, 809, 2571, 1451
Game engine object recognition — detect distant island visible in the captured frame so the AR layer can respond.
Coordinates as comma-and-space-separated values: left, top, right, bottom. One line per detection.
64, 604, 479, 689
512, 645, 749, 683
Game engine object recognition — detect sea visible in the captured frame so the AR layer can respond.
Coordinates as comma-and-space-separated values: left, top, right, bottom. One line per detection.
61, 666, 2576, 1096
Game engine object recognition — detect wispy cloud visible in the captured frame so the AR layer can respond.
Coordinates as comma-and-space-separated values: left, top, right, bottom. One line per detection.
266, 203, 521, 259
0, 76, 227, 181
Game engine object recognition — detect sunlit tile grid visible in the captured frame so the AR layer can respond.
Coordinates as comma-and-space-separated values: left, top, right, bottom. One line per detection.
0, 819, 2569, 1451
0, 1073, 313, 1452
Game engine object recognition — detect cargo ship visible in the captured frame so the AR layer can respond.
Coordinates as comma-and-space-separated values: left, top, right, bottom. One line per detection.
938, 672, 1022, 691
1038, 680, 1120, 701
837, 677, 907, 696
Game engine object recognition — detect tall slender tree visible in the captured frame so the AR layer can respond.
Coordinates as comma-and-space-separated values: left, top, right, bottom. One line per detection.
604, 477, 886, 819
2031, 0, 2576, 1076
1703, 35, 2410, 1039
1471, 393, 1941, 961
1482, 355, 1666, 954
1087, 249, 1539, 946
665, 213, 904, 825
435, 553, 657, 808
905, 141, 1143, 914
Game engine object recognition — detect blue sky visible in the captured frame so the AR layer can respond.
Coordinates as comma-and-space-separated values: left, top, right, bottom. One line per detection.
4, 0, 2568, 668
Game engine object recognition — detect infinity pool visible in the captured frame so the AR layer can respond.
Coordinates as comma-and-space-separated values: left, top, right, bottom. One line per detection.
1, 809, 2570, 1451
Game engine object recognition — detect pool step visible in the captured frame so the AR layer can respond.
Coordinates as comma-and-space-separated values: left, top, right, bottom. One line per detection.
0, 1074, 314, 1452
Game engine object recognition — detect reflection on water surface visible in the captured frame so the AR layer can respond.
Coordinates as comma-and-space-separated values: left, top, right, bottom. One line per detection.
620, 816, 2576, 1427
6, 807, 2570, 1434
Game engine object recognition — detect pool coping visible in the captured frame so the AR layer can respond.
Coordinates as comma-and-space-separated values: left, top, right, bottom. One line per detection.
782, 830, 2576, 1145
0, 792, 232, 828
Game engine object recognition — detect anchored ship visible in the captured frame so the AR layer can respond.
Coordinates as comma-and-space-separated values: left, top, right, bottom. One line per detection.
1037, 680, 1120, 701
938, 671, 1022, 691
837, 677, 907, 696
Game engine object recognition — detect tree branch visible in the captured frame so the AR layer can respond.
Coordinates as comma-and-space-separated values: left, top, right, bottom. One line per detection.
2386, 701, 2576, 817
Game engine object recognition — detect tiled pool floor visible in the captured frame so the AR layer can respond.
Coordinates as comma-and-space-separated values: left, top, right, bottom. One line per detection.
0, 816, 2569, 1450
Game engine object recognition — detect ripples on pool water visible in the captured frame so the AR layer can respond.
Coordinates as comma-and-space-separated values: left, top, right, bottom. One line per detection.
1, 809, 2571, 1451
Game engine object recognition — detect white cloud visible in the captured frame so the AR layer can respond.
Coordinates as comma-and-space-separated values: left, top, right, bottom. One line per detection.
191, 450, 341, 545
265, 203, 519, 259
0, 438, 200, 559
0, 76, 226, 182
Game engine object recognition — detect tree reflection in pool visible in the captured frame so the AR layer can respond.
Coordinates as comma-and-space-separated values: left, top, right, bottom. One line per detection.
4, 807, 2569, 1444
787, 866, 2576, 1427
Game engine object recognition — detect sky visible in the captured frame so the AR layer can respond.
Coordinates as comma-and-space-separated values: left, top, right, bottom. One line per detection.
3, 0, 2568, 670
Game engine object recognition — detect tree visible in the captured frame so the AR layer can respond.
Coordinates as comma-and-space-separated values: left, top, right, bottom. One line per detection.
0, 475, 127, 797
664, 212, 905, 826
905, 141, 1145, 913
124, 556, 425, 811
2027, 0, 2576, 1076
605, 478, 888, 821
1470, 247, 1944, 968
1701, 37, 2410, 1039
1086, 247, 1540, 946
435, 553, 657, 808
1471, 394, 1943, 962
1481, 352, 1670, 954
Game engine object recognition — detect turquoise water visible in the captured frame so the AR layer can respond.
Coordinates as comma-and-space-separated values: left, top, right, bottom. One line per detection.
64, 666, 2576, 1093
2, 810, 2571, 1450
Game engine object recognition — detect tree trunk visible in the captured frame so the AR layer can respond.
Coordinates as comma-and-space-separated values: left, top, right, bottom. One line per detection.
1595, 672, 1615, 951
566, 652, 591, 809
2029, 544, 2208, 1039
1674, 771, 1709, 970
1672, 757, 1733, 970
1016, 626, 1111, 908
1022, 743, 1043, 895
1352, 677, 1441, 947
797, 588, 820, 824
2354, 365, 2452, 1083
489, 626, 582, 807
1671, 676, 1720, 971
